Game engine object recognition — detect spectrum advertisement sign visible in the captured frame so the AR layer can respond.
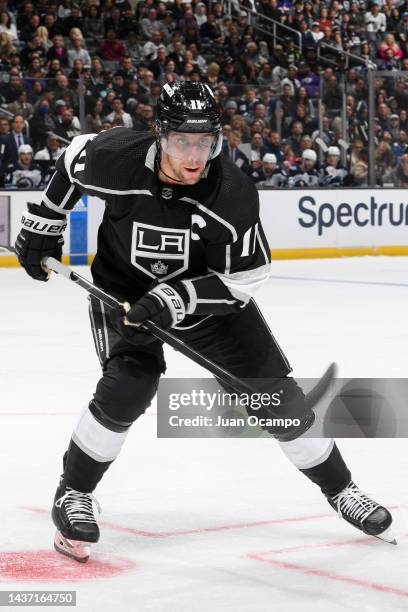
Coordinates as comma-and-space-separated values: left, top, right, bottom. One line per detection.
259, 189, 408, 257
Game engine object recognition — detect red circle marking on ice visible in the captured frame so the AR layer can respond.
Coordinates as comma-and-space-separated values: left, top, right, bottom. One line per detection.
0, 550, 137, 581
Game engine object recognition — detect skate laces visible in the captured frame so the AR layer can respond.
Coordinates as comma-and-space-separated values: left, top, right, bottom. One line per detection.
333, 482, 379, 523
55, 487, 102, 524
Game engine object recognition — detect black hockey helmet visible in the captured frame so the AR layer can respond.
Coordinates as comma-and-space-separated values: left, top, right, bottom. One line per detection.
156, 81, 222, 160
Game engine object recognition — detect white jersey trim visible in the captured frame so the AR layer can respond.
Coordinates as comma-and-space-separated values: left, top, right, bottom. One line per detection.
180, 197, 238, 242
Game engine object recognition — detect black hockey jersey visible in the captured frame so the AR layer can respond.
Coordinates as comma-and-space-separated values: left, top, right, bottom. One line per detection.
41, 128, 271, 324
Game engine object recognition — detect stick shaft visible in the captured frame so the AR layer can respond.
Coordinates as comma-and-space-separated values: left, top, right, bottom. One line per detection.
43, 257, 253, 392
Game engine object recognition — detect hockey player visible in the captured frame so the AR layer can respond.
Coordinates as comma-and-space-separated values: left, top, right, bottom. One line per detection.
287, 148, 320, 188
320, 146, 350, 186
5, 144, 42, 189
15, 82, 394, 562
255, 153, 288, 188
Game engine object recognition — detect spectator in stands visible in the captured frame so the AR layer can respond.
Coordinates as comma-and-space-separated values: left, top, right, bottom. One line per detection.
34, 134, 65, 184
132, 103, 154, 132
29, 97, 57, 150
349, 138, 368, 186
375, 140, 396, 185
54, 106, 81, 141
280, 64, 301, 96
250, 132, 264, 162
1, 113, 31, 171
67, 34, 91, 68
20, 13, 41, 43
392, 130, 408, 159
260, 130, 284, 163
222, 129, 251, 174
365, 3, 386, 44
0, 117, 10, 138
221, 100, 237, 126
286, 121, 305, 156
392, 153, 408, 188
141, 8, 160, 40
100, 28, 125, 62
53, 74, 79, 111
105, 97, 133, 129
47, 34, 69, 67
61, 4, 83, 37
84, 97, 104, 134
0, 11, 18, 44
4, 143, 42, 188
378, 32, 403, 60
7, 90, 33, 121
83, 4, 104, 40
142, 30, 163, 62
138, 69, 155, 100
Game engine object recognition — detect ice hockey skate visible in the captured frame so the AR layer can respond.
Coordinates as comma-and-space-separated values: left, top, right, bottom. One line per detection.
52, 479, 101, 562
327, 481, 396, 545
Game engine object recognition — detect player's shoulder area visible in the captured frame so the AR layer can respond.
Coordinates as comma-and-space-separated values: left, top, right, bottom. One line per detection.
209, 154, 260, 227
65, 128, 155, 190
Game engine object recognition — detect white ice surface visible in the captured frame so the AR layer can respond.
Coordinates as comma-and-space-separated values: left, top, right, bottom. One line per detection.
0, 256, 407, 612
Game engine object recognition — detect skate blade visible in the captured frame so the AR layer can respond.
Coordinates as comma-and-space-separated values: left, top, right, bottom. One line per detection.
54, 531, 91, 563
374, 527, 397, 545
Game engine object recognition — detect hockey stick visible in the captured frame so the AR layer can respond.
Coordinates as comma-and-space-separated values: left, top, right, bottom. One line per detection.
42, 257, 336, 407
1, 245, 336, 407
41, 255, 258, 394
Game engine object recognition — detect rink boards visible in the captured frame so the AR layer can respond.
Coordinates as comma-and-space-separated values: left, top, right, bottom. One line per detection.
1, 188, 408, 266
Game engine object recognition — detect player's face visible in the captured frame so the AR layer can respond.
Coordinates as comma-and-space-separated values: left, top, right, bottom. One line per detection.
20, 152, 32, 165
327, 155, 339, 167
303, 159, 315, 171
160, 131, 214, 185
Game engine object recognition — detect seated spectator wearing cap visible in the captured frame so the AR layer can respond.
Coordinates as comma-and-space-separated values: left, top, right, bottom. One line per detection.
221, 99, 238, 125
222, 129, 251, 175
4, 144, 42, 188
1, 114, 32, 172
320, 146, 350, 186
287, 148, 320, 188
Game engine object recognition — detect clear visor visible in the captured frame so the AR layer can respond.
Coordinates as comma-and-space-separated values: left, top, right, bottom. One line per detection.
161, 131, 216, 164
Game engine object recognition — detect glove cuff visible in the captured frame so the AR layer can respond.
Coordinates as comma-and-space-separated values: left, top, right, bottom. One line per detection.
150, 283, 186, 326
21, 211, 67, 236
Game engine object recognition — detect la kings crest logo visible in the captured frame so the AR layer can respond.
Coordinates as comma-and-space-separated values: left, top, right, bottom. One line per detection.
131, 222, 190, 281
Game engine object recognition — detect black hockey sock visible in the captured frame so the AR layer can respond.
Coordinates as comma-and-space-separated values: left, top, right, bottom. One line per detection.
62, 439, 112, 493
299, 443, 351, 497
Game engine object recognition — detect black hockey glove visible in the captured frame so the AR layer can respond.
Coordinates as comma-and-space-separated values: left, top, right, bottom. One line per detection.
112, 282, 189, 344
15, 202, 66, 281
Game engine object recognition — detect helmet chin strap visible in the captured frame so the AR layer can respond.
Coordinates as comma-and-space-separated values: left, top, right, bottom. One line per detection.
158, 164, 185, 184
